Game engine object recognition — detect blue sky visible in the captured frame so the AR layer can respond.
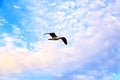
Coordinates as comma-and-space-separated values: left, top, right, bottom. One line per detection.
0, 0, 120, 80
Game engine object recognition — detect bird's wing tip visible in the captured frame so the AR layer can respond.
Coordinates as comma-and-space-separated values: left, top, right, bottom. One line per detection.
61, 37, 67, 45
43, 33, 49, 35
43, 32, 55, 35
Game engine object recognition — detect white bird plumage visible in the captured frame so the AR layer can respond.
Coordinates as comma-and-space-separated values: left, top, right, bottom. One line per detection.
44, 32, 67, 45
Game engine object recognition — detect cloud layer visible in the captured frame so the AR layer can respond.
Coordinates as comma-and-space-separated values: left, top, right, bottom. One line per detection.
0, 0, 120, 80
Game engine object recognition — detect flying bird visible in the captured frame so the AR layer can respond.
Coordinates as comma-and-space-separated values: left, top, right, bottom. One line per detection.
44, 32, 67, 45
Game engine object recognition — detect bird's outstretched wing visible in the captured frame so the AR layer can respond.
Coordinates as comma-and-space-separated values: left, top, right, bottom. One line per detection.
44, 32, 57, 37
61, 37, 67, 45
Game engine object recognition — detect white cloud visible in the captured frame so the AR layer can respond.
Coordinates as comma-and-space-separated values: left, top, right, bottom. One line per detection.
13, 5, 21, 9
0, 0, 120, 79
76, 0, 89, 8
58, 1, 75, 10
51, 11, 66, 24
75, 75, 95, 80
89, 0, 106, 10
11, 24, 21, 34
106, 0, 120, 15
73, 71, 115, 80
0, 17, 8, 26
0, 43, 55, 76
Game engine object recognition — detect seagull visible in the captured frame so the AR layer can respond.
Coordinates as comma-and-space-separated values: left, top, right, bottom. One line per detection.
44, 32, 67, 45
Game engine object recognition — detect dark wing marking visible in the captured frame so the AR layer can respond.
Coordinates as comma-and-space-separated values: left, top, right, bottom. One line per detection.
44, 33, 57, 37
49, 33, 57, 37
61, 37, 67, 45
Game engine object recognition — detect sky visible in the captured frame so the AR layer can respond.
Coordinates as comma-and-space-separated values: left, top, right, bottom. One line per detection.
0, 0, 120, 80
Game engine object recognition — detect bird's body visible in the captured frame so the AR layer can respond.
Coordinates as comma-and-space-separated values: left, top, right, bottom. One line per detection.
44, 32, 67, 45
